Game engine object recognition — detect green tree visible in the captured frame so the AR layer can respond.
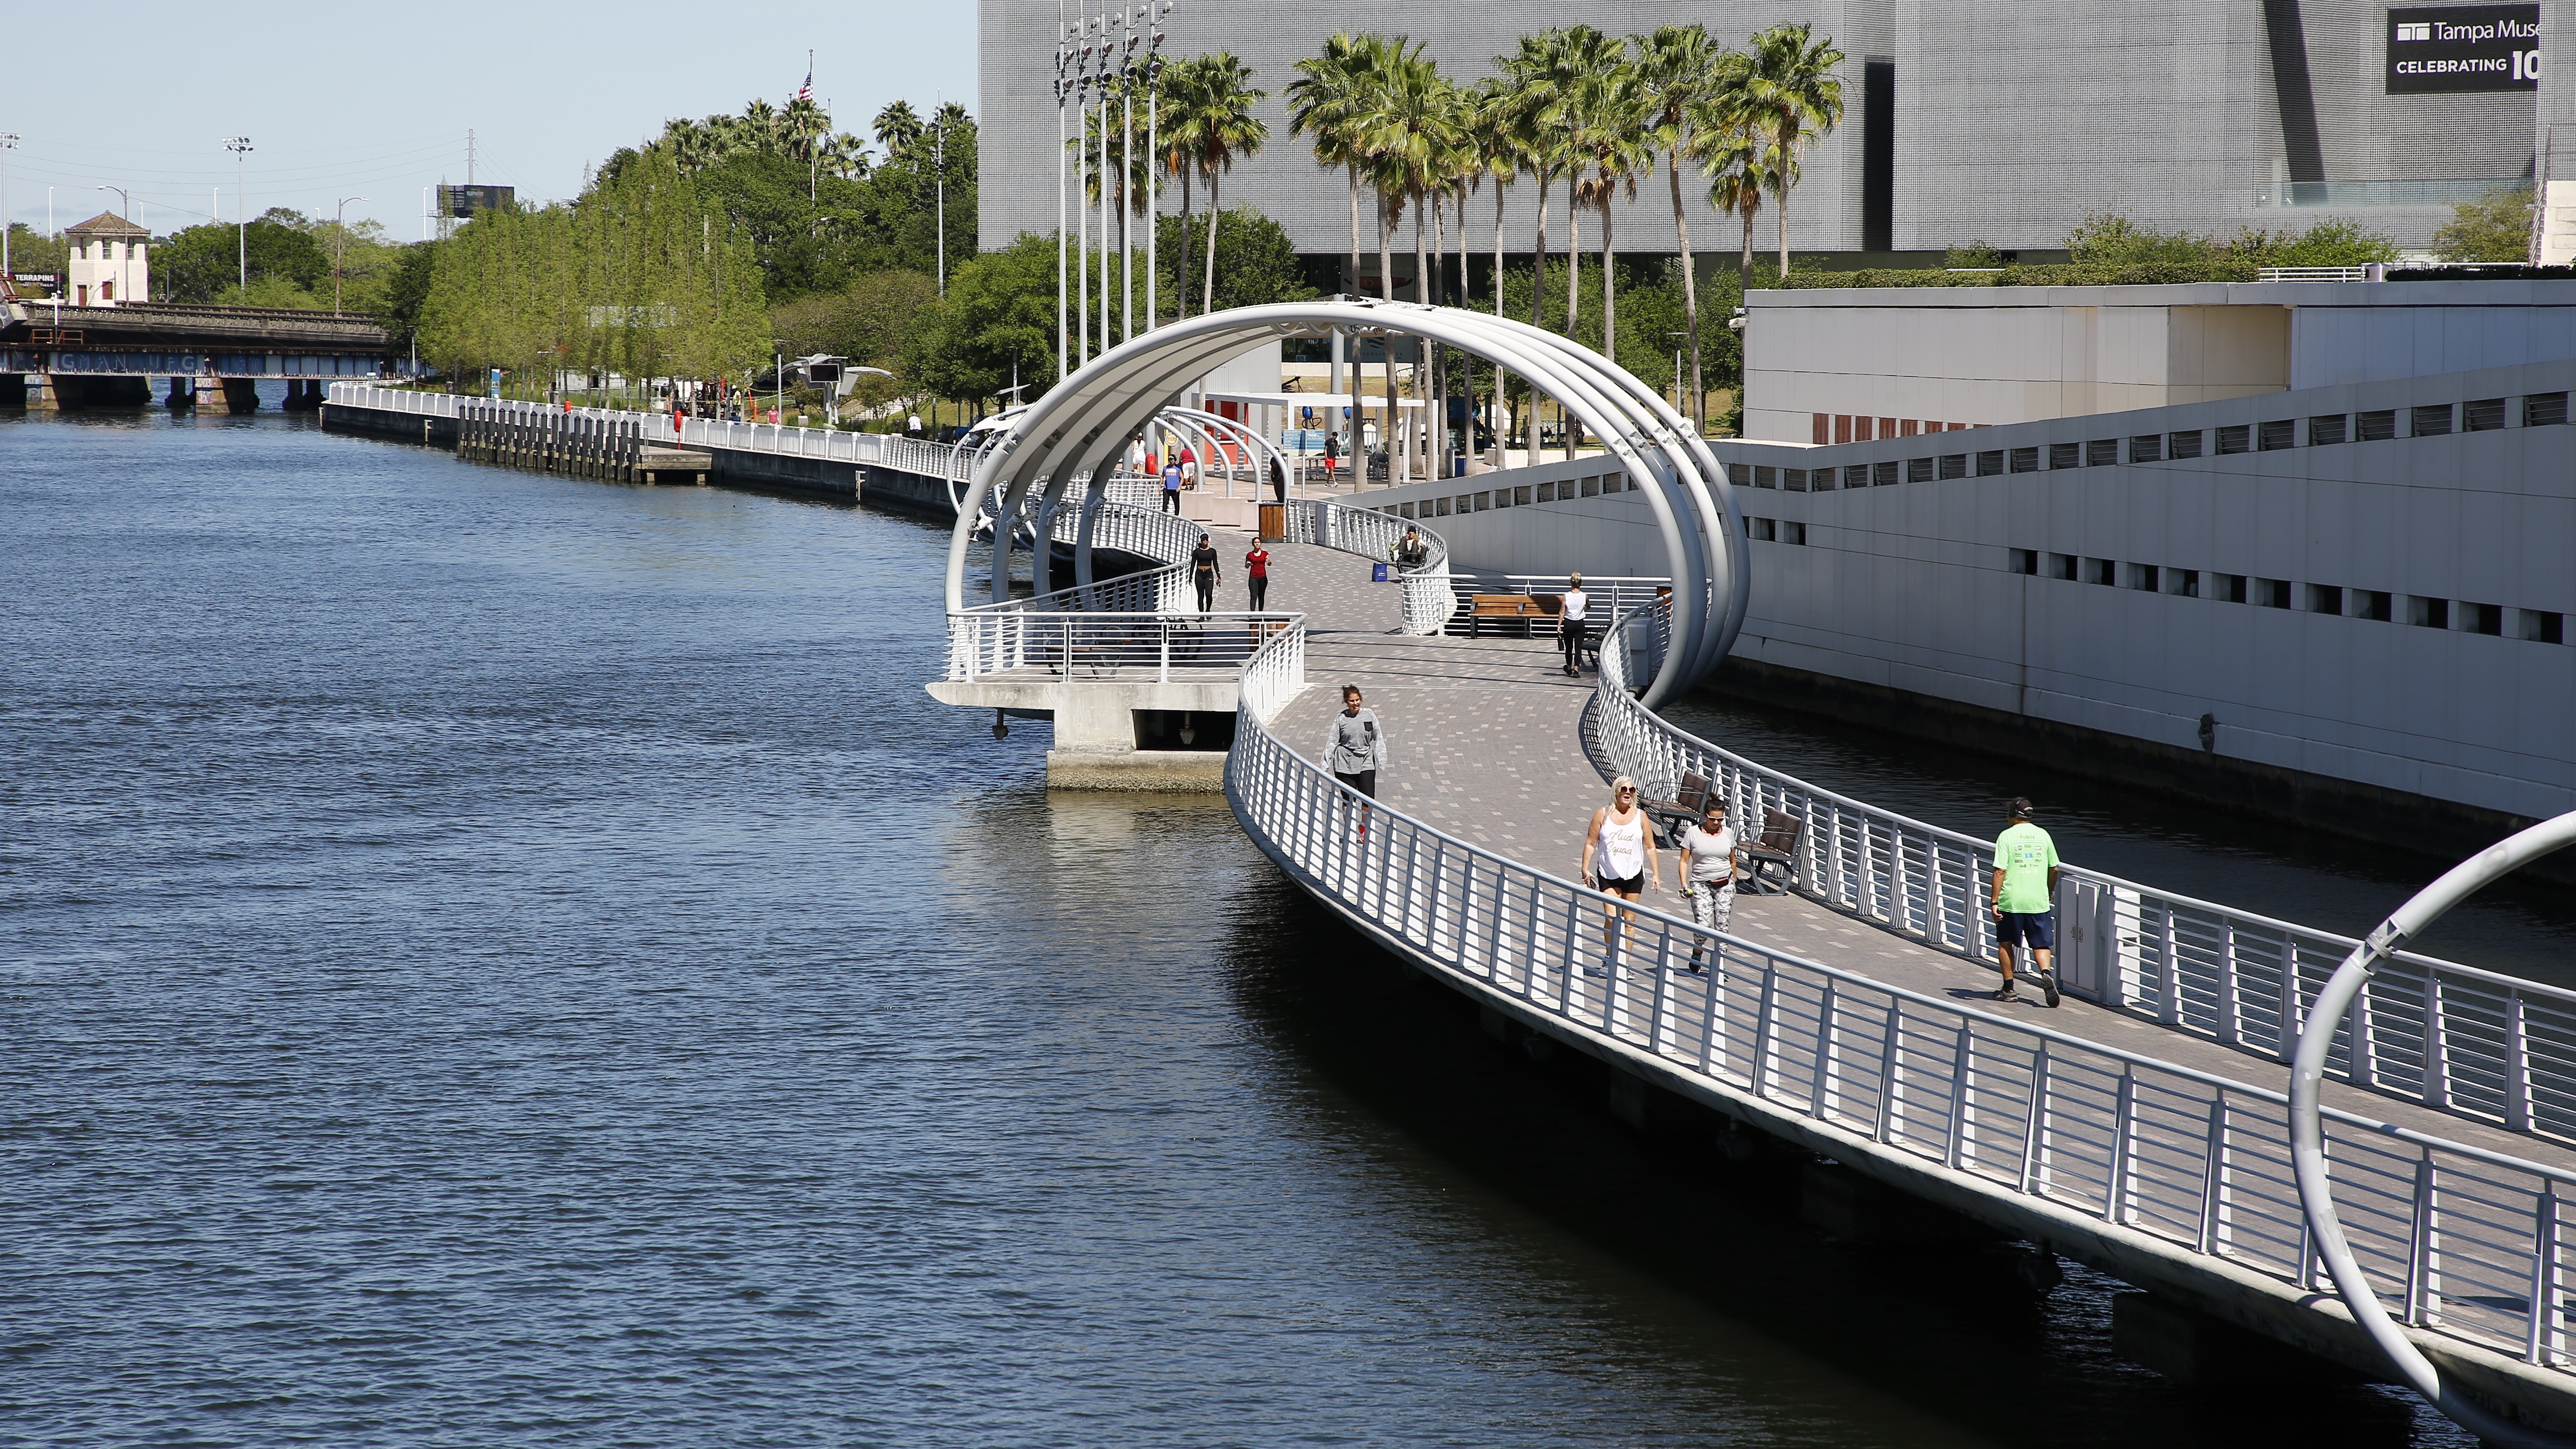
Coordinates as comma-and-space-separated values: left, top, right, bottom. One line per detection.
1288, 32, 1391, 296
1635, 22, 1729, 426
1153, 206, 1317, 312
1165, 51, 1269, 316
2432, 183, 2534, 262
906, 232, 1059, 405
154, 213, 329, 303
5, 223, 67, 292
770, 268, 939, 371
1742, 23, 1845, 283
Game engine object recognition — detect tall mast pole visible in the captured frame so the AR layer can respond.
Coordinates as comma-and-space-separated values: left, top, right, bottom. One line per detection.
1119, 5, 1134, 344
1057, 0, 1069, 381
1097, 4, 1112, 355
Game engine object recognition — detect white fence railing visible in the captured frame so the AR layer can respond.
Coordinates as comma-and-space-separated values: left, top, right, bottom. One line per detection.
1271, 500, 1453, 636
1589, 606, 2576, 1148
2257, 266, 2379, 283
326, 382, 464, 418
1223, 623, 2576, 1382
948, 611, 1299, 682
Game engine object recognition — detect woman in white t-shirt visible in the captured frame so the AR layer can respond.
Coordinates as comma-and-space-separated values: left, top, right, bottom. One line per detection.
1674, 804, 1741, 972
1579, 775, 1659, 978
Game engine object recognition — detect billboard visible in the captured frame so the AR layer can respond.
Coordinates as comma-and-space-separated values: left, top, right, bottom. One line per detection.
2387, 4, 2541, 93
437, 184, 516, 219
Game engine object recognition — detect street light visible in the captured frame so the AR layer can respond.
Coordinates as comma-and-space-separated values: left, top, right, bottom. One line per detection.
332, 196, 367, 315
0, 134, 17, 280
96, 185, 131, 305
224, 138, 252, 293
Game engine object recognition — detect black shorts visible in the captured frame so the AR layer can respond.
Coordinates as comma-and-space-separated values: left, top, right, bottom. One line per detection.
1335, 770, 1377, 800
1997, 911, 2055, 950
1596, 872, 1644, 896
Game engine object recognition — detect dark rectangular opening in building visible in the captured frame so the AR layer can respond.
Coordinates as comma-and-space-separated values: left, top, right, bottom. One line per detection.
1862, 58, 1894, 253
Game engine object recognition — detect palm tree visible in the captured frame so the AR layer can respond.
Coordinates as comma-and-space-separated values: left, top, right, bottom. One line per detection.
1157, 59, 1206, 320
1570, 50, 1647, 366
1288, 34, 1388, 297
781, 96, 830, 164
1634, 22, 1728, 428
1176, 51, 1268, 316
873, 100, 926, 157
1466, 77, 1519, 317
1495, 33, 1571, 336
1536, 25, 1621, 343
1742, 23, 1845, 283
819, 132, 870, 182
1707, 125, 1773, 293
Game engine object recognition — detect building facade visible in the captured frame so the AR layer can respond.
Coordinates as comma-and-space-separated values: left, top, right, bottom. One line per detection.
62, 213, 150, 308
982, 0, 2562, 265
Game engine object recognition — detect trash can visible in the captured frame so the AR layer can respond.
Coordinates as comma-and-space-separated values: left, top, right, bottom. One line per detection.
1258, 501, 1285, 541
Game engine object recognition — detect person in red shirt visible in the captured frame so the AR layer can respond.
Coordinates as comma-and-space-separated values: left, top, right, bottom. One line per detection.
1244, 542, 1271, 610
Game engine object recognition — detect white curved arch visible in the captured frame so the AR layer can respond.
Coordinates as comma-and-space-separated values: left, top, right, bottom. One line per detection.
2290, 810, 2576, 1449
945, 300, 1747, 705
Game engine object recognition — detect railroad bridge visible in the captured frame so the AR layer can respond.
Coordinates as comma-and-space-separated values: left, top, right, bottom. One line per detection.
0, 299, 392, 410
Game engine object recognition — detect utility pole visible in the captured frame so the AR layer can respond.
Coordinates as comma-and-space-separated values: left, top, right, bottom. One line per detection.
1119, 7, 1133, 343
333, 196, 367, 315
225, 137, 252, 292
0, 134, 16, 279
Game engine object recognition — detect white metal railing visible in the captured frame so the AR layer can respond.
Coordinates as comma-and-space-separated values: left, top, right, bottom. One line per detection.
2258, 266, 2379, 283
1223, 649, 2576, 1381
1271, 500, 1453, 635
1589, 606, 2576, 1149
959, 495, 1204, 621
948, 610, 1300, 683
1445, 574, 1671, 637
325, 382, 463, 418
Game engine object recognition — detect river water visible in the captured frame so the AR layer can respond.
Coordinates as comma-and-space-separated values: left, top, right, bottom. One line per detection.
0, 406, 2499, 1446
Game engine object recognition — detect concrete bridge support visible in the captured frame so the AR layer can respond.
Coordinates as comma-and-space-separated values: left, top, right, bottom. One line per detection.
280, 379, 323, 411
0, 374, 25, 408
221, 378, 260, 414
165, 376, 197, 411
47, 374, 151, 410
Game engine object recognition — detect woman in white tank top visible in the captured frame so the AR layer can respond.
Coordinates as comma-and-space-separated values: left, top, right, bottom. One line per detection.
1578, 775, 1661, 978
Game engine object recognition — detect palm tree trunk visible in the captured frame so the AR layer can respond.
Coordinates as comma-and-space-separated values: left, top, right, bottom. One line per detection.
1346, 164, 1361, 297
1601, 192, 1617, 367
1528, 169, 1547, 462
1740, 201, 1756, 292
1777, 186, 1789, 283
1377, 189, 1395, 302
1203, 171, 1221, 316
1563, 174, 1581, 338
1174, 169, 1195, 322
1670, 148, 1702, 430
1491, 182, 1507, 317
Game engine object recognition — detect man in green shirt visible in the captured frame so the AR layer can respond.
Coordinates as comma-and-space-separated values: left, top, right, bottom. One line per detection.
1990, 797, 2062, 1006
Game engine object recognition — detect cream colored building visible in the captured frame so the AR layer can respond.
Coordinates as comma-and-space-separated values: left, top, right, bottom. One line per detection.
63, 212, 150, 308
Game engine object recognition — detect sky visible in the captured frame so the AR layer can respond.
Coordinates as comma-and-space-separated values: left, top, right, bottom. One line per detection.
1, 1, 979, 244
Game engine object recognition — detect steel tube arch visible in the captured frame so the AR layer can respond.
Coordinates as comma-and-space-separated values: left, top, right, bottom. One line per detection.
946, 300, 1747, 704
2289, 810, 2576, 1449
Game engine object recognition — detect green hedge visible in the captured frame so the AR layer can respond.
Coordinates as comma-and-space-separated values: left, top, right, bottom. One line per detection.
1773, 260, 2268, 290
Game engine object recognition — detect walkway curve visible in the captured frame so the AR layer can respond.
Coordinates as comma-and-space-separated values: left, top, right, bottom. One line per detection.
941, 300, 1748, 706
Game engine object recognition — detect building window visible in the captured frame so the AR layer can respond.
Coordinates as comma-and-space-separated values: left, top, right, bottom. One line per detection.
1938, 453, 1967, 479
2212, 573, 2248, 603
1783, 521, 1806, 545
1536, 482, 1555, 502
2009, 548, 2038, 575
2048, 442, 2080, 469
1514, 486, 1532, 505
2352, 589, 2393, 621
2130, 435, 2162, 463
2309, 415, 2347, 446
1976, 449, 2004, 475
2009, 446, 2038, 473
2085, 438, 2117, 466
1725, 464, 1750, 487
2411, 403, 2454, 436
1750, 517, 1776, 540
2407, 596, 2449, 629
1784, 469, 1810, 491
2464, 398, 2506, 432
2524, 393, 2568, 427
2464, 601, 2503, 635
2168, 430, 2204, 459
2522, 609, 2567, 644
2048, 552, 2079, 580
2305, 583, 2343, 614
1907, 457, 1933, 484
1435, 497, 1451, 516
2087, 558, 2117, 585
1843, 464, 1869, 488
2216, 424, 2251, 454
1834, 415, 1853, 444
1879, 417, 1898, 438
2124, 562, 2159, 591
1398, 501, 1415, 518
2258, 419, 2295, 450
1812, 413, 1830, 444
1754, 466, 1777, 488
2163, 568, 2199, 597
2257, 578, 2292, 608
2357, 409, 2397, 441
1873, 461, 1898, 486
1475, 491, 1491, 511
1855, 417, 1876, 441
1580, 475, 1599, 497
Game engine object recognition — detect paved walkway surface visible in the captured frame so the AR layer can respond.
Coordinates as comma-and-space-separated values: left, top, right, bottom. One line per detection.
1207, 521, 2576, 1168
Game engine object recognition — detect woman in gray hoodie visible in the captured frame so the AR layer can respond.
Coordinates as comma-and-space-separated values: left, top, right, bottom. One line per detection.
1323, 684, 1388, 835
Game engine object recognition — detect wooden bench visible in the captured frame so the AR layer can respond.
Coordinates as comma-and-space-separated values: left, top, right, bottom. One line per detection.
1739, 807, 1805, 894
1468, 593, 1558, 637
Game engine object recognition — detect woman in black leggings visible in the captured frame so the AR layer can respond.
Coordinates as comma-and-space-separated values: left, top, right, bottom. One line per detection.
1191, 534, 1221, 613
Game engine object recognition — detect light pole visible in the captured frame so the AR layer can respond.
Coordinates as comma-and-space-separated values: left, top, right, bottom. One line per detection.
1119, 6, 1135, 343
0, 134, 17, 280
1056, 3, 1070, 382
96, 186, 131, 304
934, 94, 946, 297
333, 196, 367, 316
1665, 331, 1687, 413
1144, 2, 1170, 331
224, 137, 251, 293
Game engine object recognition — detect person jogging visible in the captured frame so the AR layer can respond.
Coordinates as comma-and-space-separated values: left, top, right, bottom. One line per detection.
1323, 685, 1387, 837
1579, 776, 1660, 978
1559, 573, 1590, 676
1161, 458, 1185, 515
1191, 534, 1221, 613
1991, 796, 2063, 1005
1244, 541, 1271, 611
1673, 803, 1741, 972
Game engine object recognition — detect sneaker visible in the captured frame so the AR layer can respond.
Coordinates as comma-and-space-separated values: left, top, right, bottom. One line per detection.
1993, 983, 2018, 1002
2041, 971, 2061, 1008
1582, 967, 1609, 979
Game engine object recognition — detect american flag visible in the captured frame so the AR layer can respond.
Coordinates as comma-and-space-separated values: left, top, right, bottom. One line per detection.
795, 64, 813, 102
